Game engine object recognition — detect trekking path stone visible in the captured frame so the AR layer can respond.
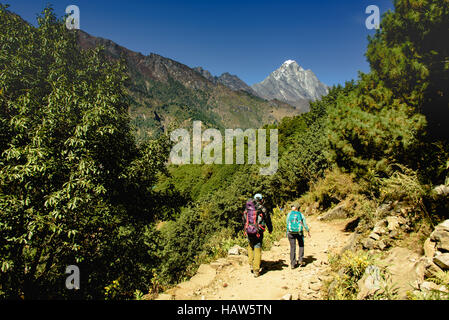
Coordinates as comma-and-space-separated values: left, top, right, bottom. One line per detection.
156, 216, 353, 300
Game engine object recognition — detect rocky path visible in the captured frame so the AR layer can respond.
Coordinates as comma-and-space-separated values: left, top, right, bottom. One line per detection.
156, 216, 353, 300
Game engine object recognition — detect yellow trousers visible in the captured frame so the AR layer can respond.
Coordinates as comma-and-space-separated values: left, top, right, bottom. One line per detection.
247, 245, 262, 273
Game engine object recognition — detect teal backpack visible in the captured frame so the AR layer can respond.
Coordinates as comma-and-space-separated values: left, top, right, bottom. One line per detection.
287, 211, 304, 234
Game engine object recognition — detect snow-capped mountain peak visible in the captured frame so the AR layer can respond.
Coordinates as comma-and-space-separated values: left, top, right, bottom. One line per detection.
283, 59, 296, 66
251, 59, 328, 111
279, 59, 304, 72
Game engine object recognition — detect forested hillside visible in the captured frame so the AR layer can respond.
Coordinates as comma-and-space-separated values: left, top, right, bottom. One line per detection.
0, 0, 448, 300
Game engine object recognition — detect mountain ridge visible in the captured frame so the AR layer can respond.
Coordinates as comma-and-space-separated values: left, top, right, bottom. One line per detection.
76, 30, 301, 141
193, 67, 259, 96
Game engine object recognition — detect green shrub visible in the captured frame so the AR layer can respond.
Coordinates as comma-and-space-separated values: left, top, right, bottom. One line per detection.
299, 168, 362, 211
327, 250, 398, 300
202, 227, 247, 261
380, 164, 428, 205
328, 250, 374, 300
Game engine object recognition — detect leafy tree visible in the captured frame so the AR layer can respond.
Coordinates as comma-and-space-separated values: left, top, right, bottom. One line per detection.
0, 5, 169, 299
326, 0, 449, 185
366, 0, 449, 141
326, 74, 427, 180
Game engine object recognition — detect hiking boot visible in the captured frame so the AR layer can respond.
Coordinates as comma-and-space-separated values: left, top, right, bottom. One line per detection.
291, 260, 298, 269
253, 270, 260, 278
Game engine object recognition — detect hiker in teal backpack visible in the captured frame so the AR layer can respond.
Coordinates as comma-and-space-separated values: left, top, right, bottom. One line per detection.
286, 205, 311, 269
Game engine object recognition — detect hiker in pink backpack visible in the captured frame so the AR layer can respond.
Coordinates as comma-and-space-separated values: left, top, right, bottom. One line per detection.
242, 194, 273, 278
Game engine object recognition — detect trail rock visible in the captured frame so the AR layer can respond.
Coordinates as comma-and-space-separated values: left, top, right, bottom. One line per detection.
340, 233, 361, 253
424, 238, 437, 258
369, 232, 380, 241
362, 238, 376, 250
318, 201, 349, 221
319, 275, 333, 283
386, 216, 401, 232
280, 293, 292, 300
430, 220, 449, 252
436, 220, 449, 231
228, 246, 240, 256
374, 219, 388, 229
440, 285, 449, 293
420, 281, 441, 292
433, 253, 449, 270
413, 257, 429, 281
397, 216, 407, 225
437, 238, 449, 253
389, 230, 400, 239
309, 282, 321, 291
377, 240, 387, 251
228, 245, 247, 256
357, 265, 381, 300
372, 225, 387, 236
422, 258, 443, 278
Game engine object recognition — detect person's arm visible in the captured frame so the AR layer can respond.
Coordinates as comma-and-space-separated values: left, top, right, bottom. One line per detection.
286, 211, 291, 237
263, 206, 273, 234
301, 213, 311, 236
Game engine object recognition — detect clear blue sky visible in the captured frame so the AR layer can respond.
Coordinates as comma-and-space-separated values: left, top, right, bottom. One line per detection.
6, 0, 394, 87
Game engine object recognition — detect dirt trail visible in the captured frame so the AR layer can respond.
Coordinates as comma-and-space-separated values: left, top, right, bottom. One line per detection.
157, 216, 354, 300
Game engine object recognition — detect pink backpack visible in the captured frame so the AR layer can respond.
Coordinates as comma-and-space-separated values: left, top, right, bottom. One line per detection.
244, 200, 264, 237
